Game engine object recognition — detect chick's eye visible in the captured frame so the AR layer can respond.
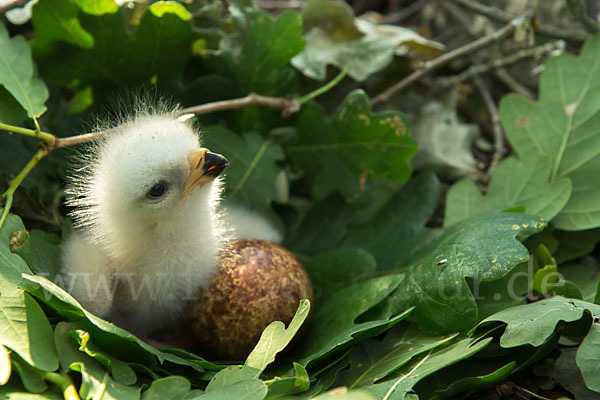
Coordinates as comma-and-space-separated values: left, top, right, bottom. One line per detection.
146, 181, 168, 199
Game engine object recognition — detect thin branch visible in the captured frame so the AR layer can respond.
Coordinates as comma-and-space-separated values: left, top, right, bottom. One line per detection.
494, 68, 535, 100
0, 0, 28, 14
473, 76, 504, 182
439, 40, 564, 86
451, 0, 589, 43
371, 13, 529, 105
179, 93, 300, 118
381, 0, 431, 24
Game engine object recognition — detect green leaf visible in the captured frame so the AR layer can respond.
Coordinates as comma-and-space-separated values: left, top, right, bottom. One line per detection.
302, 248, 376, 303
203, 127, 286, 224
311, 388, 374, 400
430, 361, 516, 399
207, 300, 310, 391
560, 263, 600, 302
0, 22, 48, 118
445, 155, 572, 226
234, 10, 304, 94
265, 363, 310, 398
31, 0, 94, 48
292, 275, 410, 366
532, 244, 559, 294
389, 211, 545, 333
21, 273, 218, 375
0, 86, 27, 124
0, 345, 9, 386
141, 376, 191, 400
0, 216, 58, 373
284, 195, 353, 255
71, 328, 137, 385
477, 297, 600, 393
33, 2, 191, 100
336, 324, 457, 389
11, 229, 61, 280
471, 262, 530, 321
10, 355, 48, 393
286, 90, 417, 201
476, 297, 600, 347
554, 228, 600, 264
70, 0, 118, 15
575, 321, 600, 392
499, 33, 600, 230
54, 322, 141, 400
291, 28, 394, 82
301, 0, 363, 41
245, 299, 310, 374
364, 336, 493, 400
293, 0, 442, 81
340, 172, 441, 270
191, 380, 267, 400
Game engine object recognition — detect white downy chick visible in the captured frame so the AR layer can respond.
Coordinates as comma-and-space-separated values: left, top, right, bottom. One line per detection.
221, 202, 283, 244
61, 113, 230, 336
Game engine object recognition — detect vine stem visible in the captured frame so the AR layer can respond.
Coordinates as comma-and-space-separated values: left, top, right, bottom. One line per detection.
0, 64, 350, 229
0, 148, 48, 228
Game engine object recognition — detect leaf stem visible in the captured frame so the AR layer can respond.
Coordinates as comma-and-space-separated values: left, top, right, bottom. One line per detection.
298, 62, 352, 105
179, 93, 300, 118
0, 122, 55, 145
41, 371, 80, 400
0, 148, 49, 229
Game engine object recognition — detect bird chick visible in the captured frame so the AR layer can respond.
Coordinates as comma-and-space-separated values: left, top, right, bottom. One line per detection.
61, 113, 230, 336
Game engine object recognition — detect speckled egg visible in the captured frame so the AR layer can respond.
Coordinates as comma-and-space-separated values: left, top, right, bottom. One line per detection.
187, 239, 313, 360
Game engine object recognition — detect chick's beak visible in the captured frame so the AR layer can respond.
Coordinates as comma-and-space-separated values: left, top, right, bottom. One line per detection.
181, 148, 229, 198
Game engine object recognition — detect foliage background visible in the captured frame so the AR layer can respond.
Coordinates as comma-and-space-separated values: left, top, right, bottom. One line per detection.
1, 0, 600, 399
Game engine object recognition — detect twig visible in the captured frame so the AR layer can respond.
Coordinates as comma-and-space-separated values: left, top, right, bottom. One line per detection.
381, 0, 431, 24
180, 93, 300, 118
439, 40, 564, 86
473, 77, 504, 182
371, 13, 529, 105
498, 382, 553, 400
0, 0, 28, 14
494, 68, 535, 100
451, 0, 589, 43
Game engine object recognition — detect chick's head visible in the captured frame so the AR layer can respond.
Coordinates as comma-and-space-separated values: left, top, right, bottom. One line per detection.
67, 114, 229, 261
